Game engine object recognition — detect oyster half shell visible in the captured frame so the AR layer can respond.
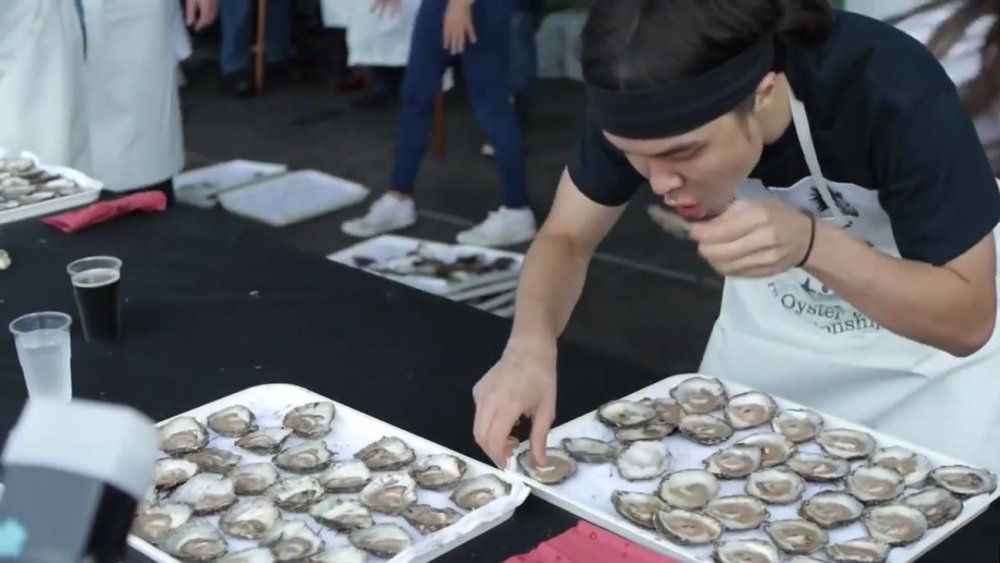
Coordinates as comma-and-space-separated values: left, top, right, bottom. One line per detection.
772, 409, 824, 443
219, 498, 281, 540
562, 437, 618, 464
713, 539, 780, 563
186, 448, 242, 474
615, 421, 675, 443
260, 519, 325, 561
273, 440, 334, 474
131, 503, 193, 545
402, 504, 463, 534
269, 476, 324, 512
704, 495, 770, 531
154, 458, 200, 490
229, 462, 280, 496
746, 468, 806, 505
724, 391, 777, 429
863, 504, 929, 546
656, 469, 720, 509
847, 466, 905, 505
787, 451, 850, 482
817, 429, 876, 460
929, 465, 998, 498
902, 487, 963, 528
871, 447, 932, 487
319, 460, 372, 494
679, 414, 734, 446
283, 402, 337, 438
450, 474, 512, 510
306, 547, 369, 563
349, 523, 412, 558
207, 405, 257, 438
410, 454, 468, 490
159, 416, 210, 456
670, 376, 728, 414
359, 473, 418, 515
799, 491, 864, 529
309, 498, 374, 532
825, 538, 891, 563
615, 440, 672, 481
596, 399, 657, 428
170, 473, 237, 515
217, 547, 277, 563
610, 491, 667, 530
653, 509, 724, 545
764, 519, 829, 555
641, 397, 684, 425
236, 427, 293, 454
705, 445, 763, 479
517, 448, 577, 485
737, 432, 795, 467
355, 436, 416, 471
160, 519, 228, 561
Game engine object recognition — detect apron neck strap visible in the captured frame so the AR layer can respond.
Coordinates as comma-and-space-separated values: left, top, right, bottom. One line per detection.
789, 88, 850, 225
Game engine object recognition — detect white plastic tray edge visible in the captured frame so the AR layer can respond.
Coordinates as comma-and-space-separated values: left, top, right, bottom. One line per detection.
127, 383, 530, 563
504, 373, 1000, 563
173, 160, 289, 199
0, 150, 103, 226
218, 170, 370, 228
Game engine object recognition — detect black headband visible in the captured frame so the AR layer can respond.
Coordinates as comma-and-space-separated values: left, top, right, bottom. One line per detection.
586, 34, 776, 139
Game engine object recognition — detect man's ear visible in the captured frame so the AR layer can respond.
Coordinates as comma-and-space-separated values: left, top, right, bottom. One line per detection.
753, 72, 779, 113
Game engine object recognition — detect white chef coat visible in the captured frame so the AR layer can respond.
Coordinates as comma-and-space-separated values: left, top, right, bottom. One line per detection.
81, 0, 185, 191
0, 0, 91, 173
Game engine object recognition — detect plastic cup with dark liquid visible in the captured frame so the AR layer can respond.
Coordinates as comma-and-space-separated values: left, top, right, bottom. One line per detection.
67, 256, 123, 342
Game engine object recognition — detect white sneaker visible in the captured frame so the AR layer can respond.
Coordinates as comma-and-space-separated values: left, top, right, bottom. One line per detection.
456, 207, 537, 247
341, 193, 417, 238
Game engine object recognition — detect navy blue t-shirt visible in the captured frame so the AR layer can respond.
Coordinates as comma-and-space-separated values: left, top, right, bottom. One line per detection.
567, 11, 1000, 267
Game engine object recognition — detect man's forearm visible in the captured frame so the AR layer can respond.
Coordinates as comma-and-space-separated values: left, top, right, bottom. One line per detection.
805, 222, 996, 356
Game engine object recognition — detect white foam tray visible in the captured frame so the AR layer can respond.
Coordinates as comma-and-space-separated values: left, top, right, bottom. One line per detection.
327, 235, 523, 296
504, 373, 1000, 563
173, 159, 288, 207
129, 383, 530, 563
0, 149, 103, 226
218, 170, 369, 227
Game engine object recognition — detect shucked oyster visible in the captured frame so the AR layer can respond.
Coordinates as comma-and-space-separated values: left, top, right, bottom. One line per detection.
562, 437, 618, 464
450, 474, 512, 510
319, 460, 372, 494
847, 466, 905, 505
705, 445, 763, 479
207, 405, 257, 438
772, 409, 824, 443
737, 432, 796, 467
410, 454, 467, 490
653, 509, 724, 545
611, 491, 668, 530
159, 416, 209, 456
273, 440, 334, 474
154, 458, 200, 490
713, 539, 781, 563
171, 473, 237, 514
787, 451, 850, 482
704, 495, 770, 531
160, 519, 229, 561
746, 468, 806, 505
220, 498, 281, 540
260, 519, 325, 561
269, 476, 324, 512
360, 474, 418, 515
236, 427, 293, 454
825, 538, 892, 563
818, 429, 876, 460
349, 523, 412, 558
670, 376, 728, 414
929, 465, 998, 498
679, 414, 734, 446
724, 391, 777, 429
229, 463, 280, 496
596, 399, 657, 428
640, 396, 684, 425
764, 519, 829, 555
186, 448, 242, 474
310, 498, 374, 532
307, 547, 369, 563
863, 504, 929, 546
217, 548, 277, 563
402, 504, 463, 534
656, 469, 720, 510
355, 437, 416, 471
615, 421, 675, 443
283, 402, 337, 438
799, 491, 865, 529
902, 487, 963, 528
615, 440, 672, 481
132, 503, 193, 545
871, 447, 932, 487
518, 448, 577, 485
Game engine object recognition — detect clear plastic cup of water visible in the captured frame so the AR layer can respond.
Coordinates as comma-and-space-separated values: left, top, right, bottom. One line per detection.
9, 312, 73, 402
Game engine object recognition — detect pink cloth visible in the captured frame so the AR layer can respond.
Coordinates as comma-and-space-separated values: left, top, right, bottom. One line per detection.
504, 522, 678, 563
41, 192, 167, 233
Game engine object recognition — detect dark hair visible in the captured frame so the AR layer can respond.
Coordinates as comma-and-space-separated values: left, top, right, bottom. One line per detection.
581, 0, 836, 93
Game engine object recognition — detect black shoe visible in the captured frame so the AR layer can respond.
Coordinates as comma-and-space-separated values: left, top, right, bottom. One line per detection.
222, 71, 253, 97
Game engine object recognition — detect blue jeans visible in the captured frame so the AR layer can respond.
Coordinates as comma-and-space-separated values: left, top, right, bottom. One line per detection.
220, 0, 292, 75
509, 9, 541, 121
391, 0, 528, 209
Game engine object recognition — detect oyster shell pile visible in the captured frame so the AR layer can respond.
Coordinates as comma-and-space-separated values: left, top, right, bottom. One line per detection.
0, 157, 84, 211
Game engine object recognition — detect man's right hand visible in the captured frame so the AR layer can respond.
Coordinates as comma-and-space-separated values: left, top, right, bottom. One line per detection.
472, 341, 557, 469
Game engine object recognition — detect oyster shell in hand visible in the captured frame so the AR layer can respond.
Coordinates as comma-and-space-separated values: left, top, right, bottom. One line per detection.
403, 504, 463, 534
902, 487, 963, 527
929, 465, 998, 498
787, 451, 850, 482
229, 462, 280, 496
186, 448, 242, 474
219, 498, 281, 540
355, 436, 416, 471
610, 491, 667, 530
207, 405, 257, 438
615, 421, 675, 443
772, 409, 824, 443
705, 445, 763, 479
159, 416, 210, 456
764, 519, 829, 555
863, 504, 929, 546
269, 476, 324, 512
746, 468, 806, 505
409, 453, 467, 490
656, 469, 720, 509
349, 523, 412, 558
283, 402, 336, 438
670, 376, 728, 414
160, 519, 228, 561
615, 440, 672, 481
712, 539, 781, 563
847, 466, 905, 505
450, 474, 512, 510
724, 391, 777, 429
871, 447, 932, 487
154, 458, 200, 490
817, 429, 876, 460
260, 519, 326, 561
737, 432, 795, 467
517, 448, 577, 485
217, 548, 277, 563
273, 440, 334, 474
799, 491, 864, 529
679, 414, 734, 446
319, 460, 372, 494
825, 538, 891, 563
309, 498, 373, 532
653, 509, 724, 545
596, 399, 657, 428
562, 437, 618, 464
132, 503, 193, 545
704, 495, 770, 531
360, 473, 418, 515
170, 473, 237, 515
236, 427, 293, 454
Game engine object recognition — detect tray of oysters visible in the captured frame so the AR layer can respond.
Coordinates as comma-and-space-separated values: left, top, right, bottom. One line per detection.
0, 150, 103, 226
129, 384, 530, 563
505, 373, 998, 563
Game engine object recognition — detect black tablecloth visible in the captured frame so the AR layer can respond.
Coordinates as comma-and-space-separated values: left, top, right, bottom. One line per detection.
0, 207, 995, 562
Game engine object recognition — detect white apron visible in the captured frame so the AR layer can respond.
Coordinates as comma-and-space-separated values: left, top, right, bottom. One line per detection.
700, 89, 1000, 472
0, 0, 91, 172
81, 0, 184, 191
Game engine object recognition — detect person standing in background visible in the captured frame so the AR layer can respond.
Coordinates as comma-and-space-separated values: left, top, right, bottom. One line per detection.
220, 0, 294, 97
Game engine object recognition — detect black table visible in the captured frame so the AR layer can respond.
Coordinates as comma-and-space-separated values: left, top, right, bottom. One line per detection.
0, 207, 995, 562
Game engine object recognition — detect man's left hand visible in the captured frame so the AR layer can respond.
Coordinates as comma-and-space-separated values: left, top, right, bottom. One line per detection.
186, 0, 218, 31
690, 200, 813, 277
